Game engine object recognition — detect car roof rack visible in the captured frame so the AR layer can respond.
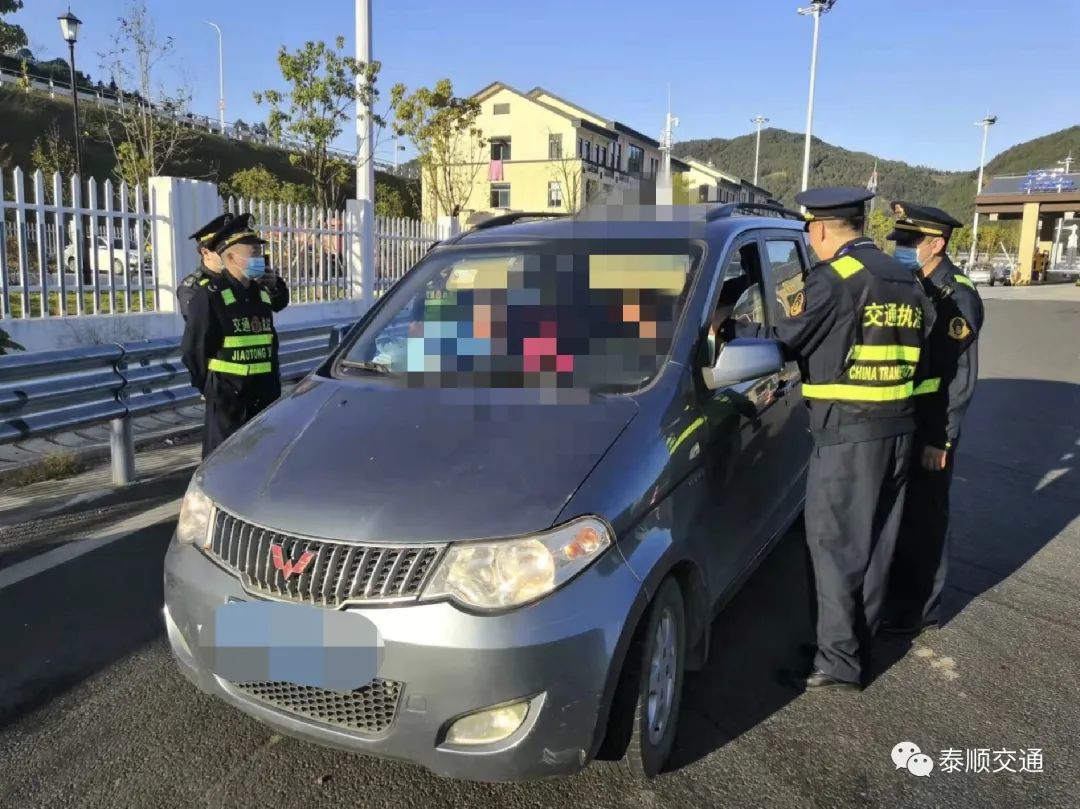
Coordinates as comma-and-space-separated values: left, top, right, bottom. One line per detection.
440, 211, 569, 246
705, 201, 805, 223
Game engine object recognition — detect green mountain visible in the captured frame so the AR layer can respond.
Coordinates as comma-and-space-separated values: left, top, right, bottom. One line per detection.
675, 126, 1080, 223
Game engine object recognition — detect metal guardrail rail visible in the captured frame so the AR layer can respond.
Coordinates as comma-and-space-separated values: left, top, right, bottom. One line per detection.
0, 318, 354, 484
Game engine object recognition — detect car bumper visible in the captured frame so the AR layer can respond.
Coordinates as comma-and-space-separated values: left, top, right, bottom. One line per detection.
163, 536, 644, 782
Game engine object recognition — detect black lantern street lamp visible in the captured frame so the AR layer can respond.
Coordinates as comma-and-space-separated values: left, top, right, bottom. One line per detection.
57, 10, 85, 183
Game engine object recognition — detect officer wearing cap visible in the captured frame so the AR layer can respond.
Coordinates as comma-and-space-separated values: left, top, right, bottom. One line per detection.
181, 215, 282, 458
725, 186, 935, 691
881, 202, 984, 636
179, 213, 290, 321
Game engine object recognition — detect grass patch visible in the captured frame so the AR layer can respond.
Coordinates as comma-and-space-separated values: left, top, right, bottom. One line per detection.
2, 290, 156, 318
0, 451, 85, 490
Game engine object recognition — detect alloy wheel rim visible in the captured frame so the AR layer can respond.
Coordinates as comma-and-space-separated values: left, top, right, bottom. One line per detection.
646, 608, 677, 746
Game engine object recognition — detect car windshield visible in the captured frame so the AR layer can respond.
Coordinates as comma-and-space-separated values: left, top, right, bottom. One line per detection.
338, 241, 703, 393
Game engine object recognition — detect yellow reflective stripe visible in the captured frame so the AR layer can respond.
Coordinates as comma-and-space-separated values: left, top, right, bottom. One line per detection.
220, 288, 237, 305
849, 345, 921, 362
913, 378, 941, 395
830, 256, 864, 279
208, 359, 273, 376
260, 290, 272, 304
198, 278, 210, 286
666, 416, 705, 455
954, 274, 975, 289
223, 334, 274, 348
803, 382, 914, 402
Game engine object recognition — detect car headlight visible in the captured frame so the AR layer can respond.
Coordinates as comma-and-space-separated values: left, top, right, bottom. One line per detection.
176, 477, 214, 548
421, 517, 612, 610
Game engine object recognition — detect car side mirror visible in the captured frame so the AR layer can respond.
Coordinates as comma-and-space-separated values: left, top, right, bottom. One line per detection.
702, 338, 784, 390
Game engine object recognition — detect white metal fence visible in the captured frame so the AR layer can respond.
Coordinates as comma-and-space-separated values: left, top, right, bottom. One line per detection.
1, 167, 157, 319
225, 196, 437, 302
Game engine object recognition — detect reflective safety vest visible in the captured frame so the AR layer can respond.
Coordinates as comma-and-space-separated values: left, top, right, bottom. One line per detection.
207, 285, 279, 379
802, 254, 927, 415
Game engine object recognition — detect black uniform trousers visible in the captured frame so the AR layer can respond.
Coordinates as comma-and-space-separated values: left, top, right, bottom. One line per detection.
886, 440, 957, 627
202, 374, 278, 459
806, 432, 914, 683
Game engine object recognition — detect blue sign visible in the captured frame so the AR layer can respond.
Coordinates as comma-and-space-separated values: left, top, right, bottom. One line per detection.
1021, 171, 1077, 194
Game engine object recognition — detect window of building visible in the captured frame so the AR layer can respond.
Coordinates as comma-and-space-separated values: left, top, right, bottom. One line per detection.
698, 185, 710, 203
549, 134, 563, 160
493, 103, 510, 115
598, 145, 607, 166
614, 143, 622, 170
628, 145, 644, 173
490, 184, 511, 208
649, 157, 659, 176
490, 139, 511, 161
548, 181, 563, 208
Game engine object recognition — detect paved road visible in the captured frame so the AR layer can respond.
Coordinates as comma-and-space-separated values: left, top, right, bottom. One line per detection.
1, 293, 1079, 808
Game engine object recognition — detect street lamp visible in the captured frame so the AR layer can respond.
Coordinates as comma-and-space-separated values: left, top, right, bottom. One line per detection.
751, 115, 769, 186
57, 9, 84, 183
968, 114, 998, 267
207, 22, 225, 133
797, 0, 835, 193
355, 0, 375, 311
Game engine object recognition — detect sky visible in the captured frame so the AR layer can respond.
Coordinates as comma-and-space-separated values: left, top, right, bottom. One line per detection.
14, 0, 1080, 172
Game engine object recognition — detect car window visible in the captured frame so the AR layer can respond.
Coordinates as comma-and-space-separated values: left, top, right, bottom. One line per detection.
766, 238, 807, 317
338, 242, 703, 394
715, 241, 766, 328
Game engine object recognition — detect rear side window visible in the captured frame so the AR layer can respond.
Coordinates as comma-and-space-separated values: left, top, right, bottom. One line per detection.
766, 238, 808, 317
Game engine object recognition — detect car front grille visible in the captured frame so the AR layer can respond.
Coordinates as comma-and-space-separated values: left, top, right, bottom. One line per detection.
208, 509, 443, 608
230, 678, 402, 734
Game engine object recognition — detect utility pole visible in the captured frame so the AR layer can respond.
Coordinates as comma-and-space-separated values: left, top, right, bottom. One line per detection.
968, 114, 997, 267
752, 115, 769, 186
356, 0, 375, 310
798, 0, 835, 193
658, 85, 678, 205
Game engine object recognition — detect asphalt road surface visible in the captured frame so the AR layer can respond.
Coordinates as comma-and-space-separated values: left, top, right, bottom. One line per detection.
1, 292, 1079, 809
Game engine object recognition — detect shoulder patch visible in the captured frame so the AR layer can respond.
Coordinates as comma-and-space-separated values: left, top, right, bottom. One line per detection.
198, 278, 210, 287
948, 316, 972, 341
830, 255, 864, 279
788, 290, 806, 316
953, 273, 976, 290
181, 275, 197, 288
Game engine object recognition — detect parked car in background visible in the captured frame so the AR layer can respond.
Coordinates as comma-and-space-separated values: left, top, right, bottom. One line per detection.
966, 262, 1011, 287
63, 236, 151, 276
164, 204, 815, 782
967, 264, 992, 287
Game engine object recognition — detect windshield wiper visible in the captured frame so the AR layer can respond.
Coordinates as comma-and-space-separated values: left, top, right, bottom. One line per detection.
341, 360, 395, 375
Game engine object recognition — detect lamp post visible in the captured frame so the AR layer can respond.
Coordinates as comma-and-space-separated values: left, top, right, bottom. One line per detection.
58, 10, 84, 182
968, 114, 997, 267
355, 0, 375, 311
207, 22, 225, 133
58, 9, 89, 284
751, 115, 769, 186
797, 0, 835, 193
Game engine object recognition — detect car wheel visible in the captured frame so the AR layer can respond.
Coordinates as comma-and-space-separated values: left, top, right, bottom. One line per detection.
601, 577, 686, 779
113, 259, 124, 274
66, 257, 76, 271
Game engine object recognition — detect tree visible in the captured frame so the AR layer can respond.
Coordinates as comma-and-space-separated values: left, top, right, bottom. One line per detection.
30, 123, 78, 179
220, 164, 315, 206
99, 1, 197, 188
865, 209, 894, 250
375, 181, 407, 218
255, 37, 382, 210
0, 0, 26, 54
390, 79, 485, 219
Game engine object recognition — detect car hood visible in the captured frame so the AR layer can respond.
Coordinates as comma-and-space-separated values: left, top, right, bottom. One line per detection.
199, 375, 639, 544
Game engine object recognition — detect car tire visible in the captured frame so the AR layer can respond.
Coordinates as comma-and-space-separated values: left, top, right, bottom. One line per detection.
601, 577, 686, 779
113, 259, 124, 274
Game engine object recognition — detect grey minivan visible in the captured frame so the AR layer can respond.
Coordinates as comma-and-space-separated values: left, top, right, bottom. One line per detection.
163, 205, 815, 781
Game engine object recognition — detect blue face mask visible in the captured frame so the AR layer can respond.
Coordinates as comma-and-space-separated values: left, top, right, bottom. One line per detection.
893, 246, 919, 271
243, 256, 266, 279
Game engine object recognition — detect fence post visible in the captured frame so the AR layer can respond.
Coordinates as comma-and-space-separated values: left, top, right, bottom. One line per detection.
148, 177, 223, 324
346, 198, 376, 312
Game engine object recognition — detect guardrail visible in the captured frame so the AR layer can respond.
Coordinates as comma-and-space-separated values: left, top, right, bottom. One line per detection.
0, 318, 354, 484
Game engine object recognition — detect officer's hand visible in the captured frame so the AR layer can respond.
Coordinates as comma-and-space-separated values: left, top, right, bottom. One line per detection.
921, 445, 949, 471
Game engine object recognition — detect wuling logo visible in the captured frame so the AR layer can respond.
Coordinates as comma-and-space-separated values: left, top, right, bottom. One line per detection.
270, 544, 315, 580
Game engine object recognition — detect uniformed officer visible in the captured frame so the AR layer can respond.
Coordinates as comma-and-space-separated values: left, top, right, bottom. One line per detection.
181, 215, 282, 459
882, 202, 984, 635
179, 213, 290, 321
724, 187, 935, 690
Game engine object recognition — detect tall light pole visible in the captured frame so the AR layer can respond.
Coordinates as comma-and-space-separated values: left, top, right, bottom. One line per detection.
751, 115, 769, 186
968, 114, 998, 267
356, 0, 375, 310
58, 9, 89, 284
207, 22, 225, 133
798, 0, 835, 193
